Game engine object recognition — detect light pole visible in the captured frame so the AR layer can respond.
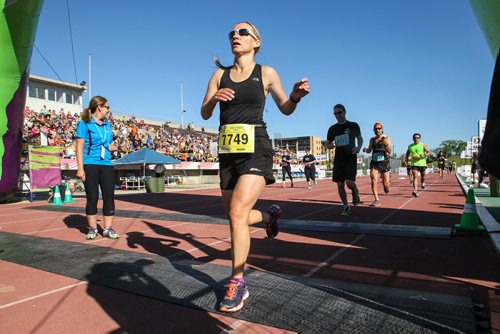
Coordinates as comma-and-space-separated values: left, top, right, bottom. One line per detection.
180, 82, 185, 128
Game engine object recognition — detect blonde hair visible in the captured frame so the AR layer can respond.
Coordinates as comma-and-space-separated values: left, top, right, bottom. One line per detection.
82, 96, 108, 123
214, 21, 262, 70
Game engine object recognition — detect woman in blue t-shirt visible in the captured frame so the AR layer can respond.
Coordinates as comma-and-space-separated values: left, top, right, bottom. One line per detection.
76, 96, 121, 240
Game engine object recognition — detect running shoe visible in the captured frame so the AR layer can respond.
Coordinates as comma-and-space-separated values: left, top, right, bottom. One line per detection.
307, 185, 312, 189
352, 189, 361, 206
314, 179, 318, 185
421, 182, 426, 190
384, 186, 390, 194
219, 279, 249, 312
340, 206, 352, 216
86, 227, 98, 240
370, 200, 381, 207
103, 228, 119, 239
265, 204, 282, 239
291, 182, 294, 188
412, 191, 419, 198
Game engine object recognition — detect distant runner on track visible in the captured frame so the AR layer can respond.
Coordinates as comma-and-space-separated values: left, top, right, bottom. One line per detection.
363, 122, 391, 206
326, 104, 363, 216
405, 133, 431, 197
302, 148, 317, 189
436, 150, 447, 179
281, 150, 294, 188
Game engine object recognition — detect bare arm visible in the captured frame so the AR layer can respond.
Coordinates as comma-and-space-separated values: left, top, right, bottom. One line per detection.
201, 69, 231, 120
384, 136, 392, 155
352, 133, 363, 154
363, 138, 374, 153
423, 144, 431, 157
263, 66, 310, 116
75, 138, 85, 181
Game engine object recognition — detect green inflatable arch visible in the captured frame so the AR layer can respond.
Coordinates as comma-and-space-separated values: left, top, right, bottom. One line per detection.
0, 0, 44, 201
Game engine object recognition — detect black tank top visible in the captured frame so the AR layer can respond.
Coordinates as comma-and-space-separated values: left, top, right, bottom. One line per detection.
219, 64, 266, 126
371, 137, 388, 162
219, 64, 271, 153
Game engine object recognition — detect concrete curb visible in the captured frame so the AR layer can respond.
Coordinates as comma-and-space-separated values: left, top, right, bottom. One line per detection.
456, 174, 500, 254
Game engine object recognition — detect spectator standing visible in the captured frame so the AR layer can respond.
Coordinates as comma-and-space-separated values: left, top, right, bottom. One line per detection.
76, 96, 121, 240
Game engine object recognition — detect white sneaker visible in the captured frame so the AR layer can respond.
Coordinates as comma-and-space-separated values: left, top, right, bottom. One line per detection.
86, 227, 98, 240
103, 228, 119, 239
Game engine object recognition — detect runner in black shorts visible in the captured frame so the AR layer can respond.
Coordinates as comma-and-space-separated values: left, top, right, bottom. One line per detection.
302, 148, 317, 189
363, 122, 391, 207
326, 104, 363, 216
201, 21, 310, 313
280, 150, 294, 188
436, 150, 446, 179
405, 133, 431, 197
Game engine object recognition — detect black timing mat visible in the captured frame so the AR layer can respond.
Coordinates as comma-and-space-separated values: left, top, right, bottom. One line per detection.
0, 232, 474, 332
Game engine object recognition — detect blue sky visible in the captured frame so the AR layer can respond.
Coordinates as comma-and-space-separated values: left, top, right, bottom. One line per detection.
30, 0, 494, 155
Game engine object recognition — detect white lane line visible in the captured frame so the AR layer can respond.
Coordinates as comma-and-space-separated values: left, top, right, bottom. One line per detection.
167, 228, 261, 259
0, 281, 88, 310
0, 214, 72, 226
377, 177, 438, 224
302, 235, 364, 278
302, 176, 441, 278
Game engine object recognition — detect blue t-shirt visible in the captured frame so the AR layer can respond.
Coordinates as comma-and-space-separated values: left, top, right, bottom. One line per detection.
76, 117, 113, 166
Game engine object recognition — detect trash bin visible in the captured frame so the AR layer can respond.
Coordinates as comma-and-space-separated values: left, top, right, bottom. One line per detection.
145, 177, 157, 193
156, 176, 165, 192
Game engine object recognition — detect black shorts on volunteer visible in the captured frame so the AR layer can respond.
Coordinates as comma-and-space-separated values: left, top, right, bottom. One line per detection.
369, 160, 390, 173
332, 155, 357, 182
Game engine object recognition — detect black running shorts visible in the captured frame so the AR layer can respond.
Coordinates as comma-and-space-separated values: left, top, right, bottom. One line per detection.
332, 155, 357, 182
369, 160, 390, 173
411, 166, 426, 173
219, 151, 275, 190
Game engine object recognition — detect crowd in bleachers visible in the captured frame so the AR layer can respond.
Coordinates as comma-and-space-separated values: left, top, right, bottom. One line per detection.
22, 106, 219, 162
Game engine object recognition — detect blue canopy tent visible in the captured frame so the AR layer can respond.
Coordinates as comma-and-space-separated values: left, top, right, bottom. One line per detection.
113, 147, 181, 177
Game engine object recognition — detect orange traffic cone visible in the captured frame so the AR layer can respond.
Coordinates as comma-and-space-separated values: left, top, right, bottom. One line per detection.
455, 188, 485, 232
63, 183, 75, 203
51, 185, 64, 206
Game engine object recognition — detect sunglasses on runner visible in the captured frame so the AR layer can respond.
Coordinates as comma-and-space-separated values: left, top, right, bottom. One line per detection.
228, 28, 258, 40
374, 127, 382, 130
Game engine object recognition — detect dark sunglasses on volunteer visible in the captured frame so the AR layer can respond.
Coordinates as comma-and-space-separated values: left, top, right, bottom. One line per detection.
228, 28, 258, 40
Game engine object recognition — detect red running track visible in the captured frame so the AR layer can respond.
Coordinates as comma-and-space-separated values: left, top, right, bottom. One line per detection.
0, 172, 499, 333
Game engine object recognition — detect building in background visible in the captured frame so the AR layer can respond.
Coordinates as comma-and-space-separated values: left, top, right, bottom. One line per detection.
26, 75, 86, 115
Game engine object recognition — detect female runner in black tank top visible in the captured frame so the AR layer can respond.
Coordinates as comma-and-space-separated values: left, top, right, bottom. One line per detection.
201, 21, 310, 313
363, 122, 392, 206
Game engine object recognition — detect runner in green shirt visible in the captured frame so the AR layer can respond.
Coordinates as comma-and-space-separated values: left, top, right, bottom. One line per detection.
405, 133, 431, 197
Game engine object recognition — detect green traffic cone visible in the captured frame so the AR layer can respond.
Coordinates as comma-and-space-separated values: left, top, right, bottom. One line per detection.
51, 185, 64, 206
455, 188, 485, 232
63, 183, 75, 203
